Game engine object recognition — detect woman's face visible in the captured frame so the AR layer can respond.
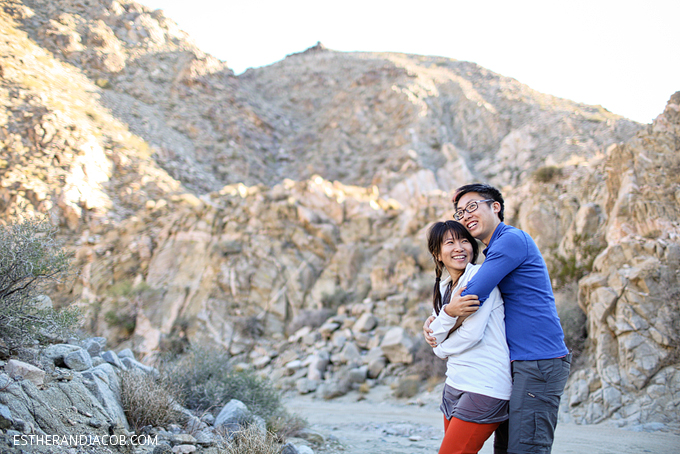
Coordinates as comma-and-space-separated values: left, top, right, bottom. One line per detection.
437, 230, 473, 273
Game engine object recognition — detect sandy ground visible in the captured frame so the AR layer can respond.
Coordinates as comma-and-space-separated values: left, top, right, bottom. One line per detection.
283, 386, 680, 454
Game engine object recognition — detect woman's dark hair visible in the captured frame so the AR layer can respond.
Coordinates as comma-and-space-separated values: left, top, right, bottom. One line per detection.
427, 220, 479, 315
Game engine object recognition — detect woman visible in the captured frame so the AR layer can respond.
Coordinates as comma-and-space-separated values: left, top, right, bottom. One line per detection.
425, 220, 511, 454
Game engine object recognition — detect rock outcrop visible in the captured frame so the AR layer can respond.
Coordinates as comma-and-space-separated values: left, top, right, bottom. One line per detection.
0, 0, 677, 431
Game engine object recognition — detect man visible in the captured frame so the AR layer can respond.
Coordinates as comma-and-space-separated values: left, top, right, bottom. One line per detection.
424, 183, 571, 454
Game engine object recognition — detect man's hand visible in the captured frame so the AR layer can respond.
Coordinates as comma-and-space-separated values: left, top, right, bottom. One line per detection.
444, 286, 480, 317
423, 315, 437, 347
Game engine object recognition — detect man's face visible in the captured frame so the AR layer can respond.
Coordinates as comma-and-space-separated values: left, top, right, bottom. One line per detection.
455, 192, 500, 244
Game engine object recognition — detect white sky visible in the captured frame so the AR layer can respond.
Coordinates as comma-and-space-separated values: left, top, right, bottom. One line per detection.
138, 0, 678, 124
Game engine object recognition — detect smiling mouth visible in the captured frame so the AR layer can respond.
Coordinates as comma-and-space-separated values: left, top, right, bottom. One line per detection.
467, 221, 478, 229
452, 255, 467, 260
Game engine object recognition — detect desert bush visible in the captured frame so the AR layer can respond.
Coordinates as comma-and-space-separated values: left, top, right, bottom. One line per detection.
160, 347, 285, 425
533, 165, 563, 183
0, 218, 79, 348
219, 424, 280, 454
119, 370, 184, 431
266, 413, 307, 442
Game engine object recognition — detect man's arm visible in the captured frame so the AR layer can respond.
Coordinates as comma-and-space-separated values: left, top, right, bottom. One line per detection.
460, 232, 528, 303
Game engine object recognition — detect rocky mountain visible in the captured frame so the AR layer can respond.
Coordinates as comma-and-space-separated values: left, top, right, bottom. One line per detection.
1, 0, 678, 430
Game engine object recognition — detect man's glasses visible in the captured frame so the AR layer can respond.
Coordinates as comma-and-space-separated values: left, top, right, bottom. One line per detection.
453, 199, 494, 221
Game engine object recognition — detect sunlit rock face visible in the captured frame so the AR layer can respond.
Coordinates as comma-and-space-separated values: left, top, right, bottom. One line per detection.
2, 0, 678, 428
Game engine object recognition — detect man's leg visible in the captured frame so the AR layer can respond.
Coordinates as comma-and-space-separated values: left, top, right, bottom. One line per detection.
507, 354, 571, 453
493, 420, 508, 454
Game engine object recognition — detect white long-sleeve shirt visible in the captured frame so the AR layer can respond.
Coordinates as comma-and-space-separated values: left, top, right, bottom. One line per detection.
431, 263, 512, 400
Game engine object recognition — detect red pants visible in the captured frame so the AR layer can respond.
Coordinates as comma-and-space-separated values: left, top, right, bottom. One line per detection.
438, 415, 501, 454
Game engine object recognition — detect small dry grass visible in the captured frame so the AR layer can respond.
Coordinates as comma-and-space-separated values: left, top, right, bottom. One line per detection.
219, 425, 280, 454
119, 370, 184, 431
267, 413, 307, 442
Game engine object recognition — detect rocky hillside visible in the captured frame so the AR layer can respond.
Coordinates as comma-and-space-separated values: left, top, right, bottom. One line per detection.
1, 0, 678, 430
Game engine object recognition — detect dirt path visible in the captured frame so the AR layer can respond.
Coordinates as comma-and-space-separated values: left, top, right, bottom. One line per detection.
284, 386, 680, 454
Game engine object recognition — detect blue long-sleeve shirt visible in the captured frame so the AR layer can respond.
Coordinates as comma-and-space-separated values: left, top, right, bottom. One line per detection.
461, 223, 569, 361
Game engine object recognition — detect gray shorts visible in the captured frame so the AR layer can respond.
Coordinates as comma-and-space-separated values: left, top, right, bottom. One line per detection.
440, 384, 509, 425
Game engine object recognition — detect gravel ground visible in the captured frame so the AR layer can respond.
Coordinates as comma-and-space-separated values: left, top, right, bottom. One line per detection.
283, 386, 680, 454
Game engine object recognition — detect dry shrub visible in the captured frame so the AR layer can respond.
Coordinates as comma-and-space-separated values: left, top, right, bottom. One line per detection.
119, 370, 184, 431
267, 413, 307, 442
220, 425, 280, 454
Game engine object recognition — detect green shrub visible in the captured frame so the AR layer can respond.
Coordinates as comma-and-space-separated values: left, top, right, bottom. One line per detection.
0, 218, 79, 348
160, 347, 287, 426
533, 166, 563, 183
119, 370, 185, 431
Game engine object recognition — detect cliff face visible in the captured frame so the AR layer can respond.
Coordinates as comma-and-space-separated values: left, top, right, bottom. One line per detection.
1, 0, 678, 428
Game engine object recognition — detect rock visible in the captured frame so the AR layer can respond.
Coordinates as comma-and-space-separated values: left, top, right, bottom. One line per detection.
64, 349, 93, 371
120, 356, 157, 376
193, 428, 216, 447
252, 355, 272, 369
352, 313, 377, 332
214, 399, 249, 430
81, 363, 129, 429
172, 445, 196, 453
306, 352, 330, 381
81, 337, 107, 357
338, 342, 361, 365
285, 359, 303, 375
101, 350, 126, 370
318, 322, 341, 339
43, 344, 82, 366
379, 327, 414, 364
0, 373, 11, 389
170, 433, 197, 445
316, 378, 351, 400
252, 415, 267, 434
117, 348, 135, 359
200, 413, 215, 426
6, 360, 45, 386
348, 365, 368, 383
281, 443, 299, 454
296, 378, 319, 394
0, 404, 13, 430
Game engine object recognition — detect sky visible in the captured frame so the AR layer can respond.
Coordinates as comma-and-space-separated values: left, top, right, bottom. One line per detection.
138, 0, 678, 124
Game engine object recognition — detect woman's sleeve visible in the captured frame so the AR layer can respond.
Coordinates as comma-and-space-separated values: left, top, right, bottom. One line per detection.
429, 310, 458, 345
434, 288, 501, 357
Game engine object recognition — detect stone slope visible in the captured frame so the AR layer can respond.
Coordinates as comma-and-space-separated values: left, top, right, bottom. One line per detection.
1, 0, 678, 431
0, 2, 184, 226
14, 0, 640, 199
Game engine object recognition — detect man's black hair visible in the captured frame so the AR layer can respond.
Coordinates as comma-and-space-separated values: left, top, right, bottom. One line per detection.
453, 183, 505, 222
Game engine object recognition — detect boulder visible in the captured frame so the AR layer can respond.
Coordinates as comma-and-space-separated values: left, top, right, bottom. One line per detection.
352, 313, 377, 332
379, 327, 414, 364
64, 349, 93, 371
214, 399, 250, 431
6, 360, 45, 386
